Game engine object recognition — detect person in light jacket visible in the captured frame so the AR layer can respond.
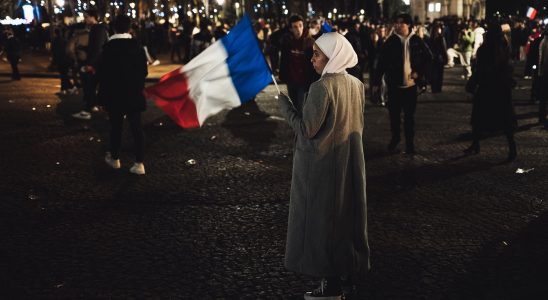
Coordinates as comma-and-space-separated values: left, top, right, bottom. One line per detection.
278, 32, 370, 300
97, 15, 148, 175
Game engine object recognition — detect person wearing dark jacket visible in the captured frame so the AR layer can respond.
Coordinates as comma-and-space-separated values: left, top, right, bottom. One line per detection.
428, 23, 448, 93
464, 22, 517, 161
73, 8, 109, 120
97, 15, 148, 175
279, 14, 319, 113
343, 20, 365, 81
372, 14, 432, 154
528, 33, 542, 103
536, 27, 548, 129
4, 28, 21, 80
51, 27, 75, 94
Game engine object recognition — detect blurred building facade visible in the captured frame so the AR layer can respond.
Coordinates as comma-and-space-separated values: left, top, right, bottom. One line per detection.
410, 0, 486, 22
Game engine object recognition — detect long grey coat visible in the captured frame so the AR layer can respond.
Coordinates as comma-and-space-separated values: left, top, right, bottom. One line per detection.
279, 73, 370, 277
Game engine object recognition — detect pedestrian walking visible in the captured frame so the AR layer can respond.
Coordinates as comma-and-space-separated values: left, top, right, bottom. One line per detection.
341, 19, 365, 82
366, 26, 388, 105
458, 25, 475, 79
279, 14, 318, 113
528, 31, 543, 104
51, 27, 76, 94
372, 13, 432, 155
471, 20, 485, 63
97, 15, 148, 175
278, 32, 370, 300
464, 22, 517, 161
428, 23, 448, 93
169, 25, 183, 63
267, 20, 287, 76
4, 27, 21, 81
191, 21, 214, 59
72, 9, 109, 120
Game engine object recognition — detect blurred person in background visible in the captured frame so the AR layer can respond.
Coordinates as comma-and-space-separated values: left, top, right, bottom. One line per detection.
537, 26, 548, 129
4, 27, 21, 81
72, 9, 109, 120
51, 27, 76, 94
428, 23, 448, 93
464, 21, 517, 161
279, 14, 318, 113
372, 14, 432, 155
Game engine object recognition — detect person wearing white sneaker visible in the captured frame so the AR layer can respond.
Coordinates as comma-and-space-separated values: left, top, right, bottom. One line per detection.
74, 8, 108, 120
97, 15, 148, 175
129, 163, 145, 175
104, 152, 121, 169
71, 110, 92, 120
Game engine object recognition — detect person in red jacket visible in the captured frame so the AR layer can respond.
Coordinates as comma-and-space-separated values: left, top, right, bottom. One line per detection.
279, 14, 319, 113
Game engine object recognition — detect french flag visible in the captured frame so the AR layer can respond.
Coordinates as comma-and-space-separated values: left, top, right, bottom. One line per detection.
144, 15, 272, 128
321, 21, 333, 33
526, 7, 537, 20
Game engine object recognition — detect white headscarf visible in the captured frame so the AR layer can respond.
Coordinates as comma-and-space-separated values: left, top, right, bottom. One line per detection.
314, 32, 358, 76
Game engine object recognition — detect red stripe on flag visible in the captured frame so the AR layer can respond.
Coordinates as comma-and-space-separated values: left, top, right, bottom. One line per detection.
144, 68, 200, 128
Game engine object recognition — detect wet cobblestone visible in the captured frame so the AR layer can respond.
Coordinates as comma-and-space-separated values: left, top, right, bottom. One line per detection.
1, 65, 547, 299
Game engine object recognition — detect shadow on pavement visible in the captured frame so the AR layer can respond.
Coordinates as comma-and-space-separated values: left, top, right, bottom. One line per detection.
450, 211, 548, 300
222, 100, 278, 154
515, 111, 538, 120
367, 159, 497, 193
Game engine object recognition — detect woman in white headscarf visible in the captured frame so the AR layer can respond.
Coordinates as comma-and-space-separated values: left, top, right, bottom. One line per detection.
278, 32, 370, 300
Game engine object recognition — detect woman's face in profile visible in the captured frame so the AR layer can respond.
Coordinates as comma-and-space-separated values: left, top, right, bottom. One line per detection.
311, 44, 329, 74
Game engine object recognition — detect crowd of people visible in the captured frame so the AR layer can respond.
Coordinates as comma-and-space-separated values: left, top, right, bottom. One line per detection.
2, 10, 548, 299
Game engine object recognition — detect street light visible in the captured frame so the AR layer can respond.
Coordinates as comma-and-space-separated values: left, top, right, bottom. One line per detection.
217, 0, 225, 5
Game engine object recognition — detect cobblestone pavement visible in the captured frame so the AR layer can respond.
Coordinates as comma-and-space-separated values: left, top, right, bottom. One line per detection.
1, 64, 547, 299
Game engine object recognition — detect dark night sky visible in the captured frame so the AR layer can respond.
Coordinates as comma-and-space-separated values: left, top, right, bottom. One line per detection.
486, 0, 532, 15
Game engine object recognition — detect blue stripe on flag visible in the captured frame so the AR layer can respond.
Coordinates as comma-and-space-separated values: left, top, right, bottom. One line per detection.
221, 15, 272, 104
321, 22, 333, 33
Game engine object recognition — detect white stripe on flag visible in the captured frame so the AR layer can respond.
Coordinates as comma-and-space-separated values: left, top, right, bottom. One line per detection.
184, 41, 241, 125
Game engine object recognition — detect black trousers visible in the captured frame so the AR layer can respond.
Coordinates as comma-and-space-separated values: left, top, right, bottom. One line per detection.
430, 63, 444, 93
387, 86, 417, 146
171, 44, 182, 62
8, 57, 20, 80
108, 111, 144, 162
58, 64, 73, 90
81, 71, 98, 111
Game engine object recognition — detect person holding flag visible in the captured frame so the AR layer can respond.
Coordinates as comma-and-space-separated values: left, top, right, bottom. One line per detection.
278, 32, 370, 300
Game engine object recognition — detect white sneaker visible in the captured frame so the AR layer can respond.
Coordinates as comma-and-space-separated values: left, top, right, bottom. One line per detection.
151, 59, 160, 66
72, 110, 91, 120
105, 152, 121, 169
129, 162, 145, 175
91, 106, 100, 112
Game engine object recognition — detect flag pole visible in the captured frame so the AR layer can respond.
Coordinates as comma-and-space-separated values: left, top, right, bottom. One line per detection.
271, 74, 281, 95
